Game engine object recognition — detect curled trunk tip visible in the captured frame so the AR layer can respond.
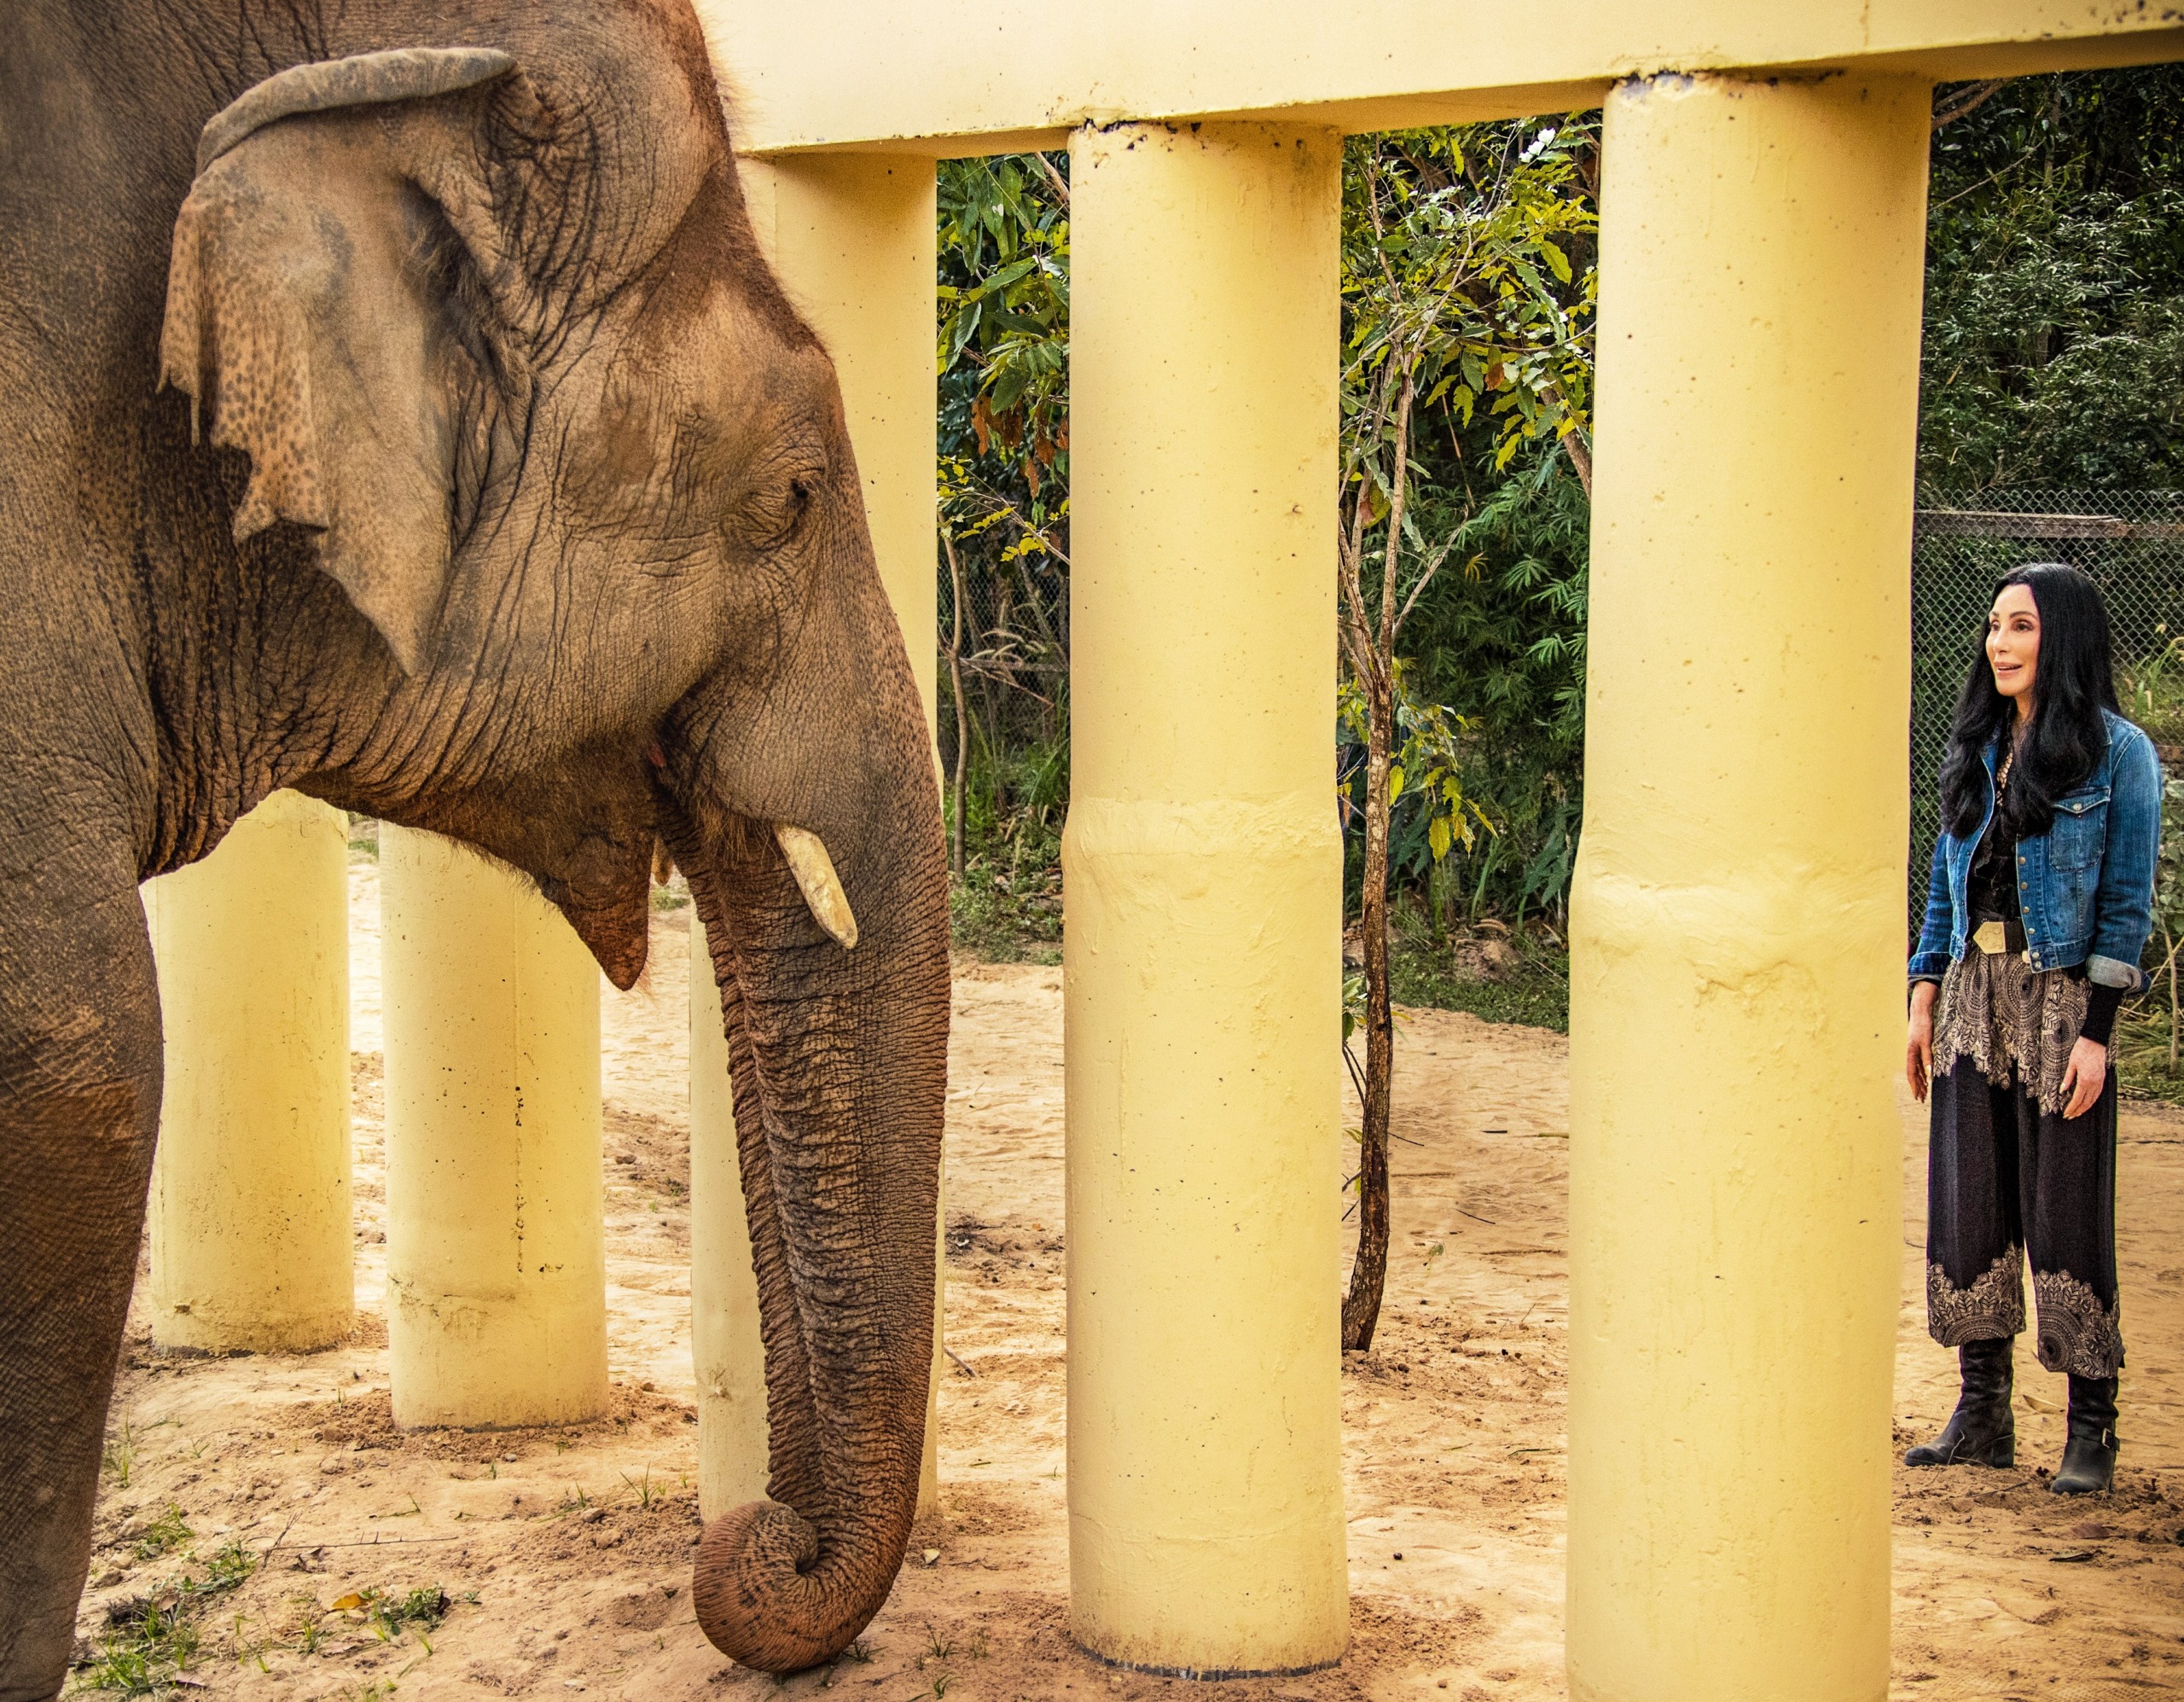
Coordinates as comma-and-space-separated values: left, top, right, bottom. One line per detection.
692, 1499, 901, 1673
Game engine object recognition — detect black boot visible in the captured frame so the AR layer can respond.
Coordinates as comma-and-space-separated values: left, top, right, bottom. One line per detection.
2048, 1374, 2119, 1495
1905, 1337, 2016, 1467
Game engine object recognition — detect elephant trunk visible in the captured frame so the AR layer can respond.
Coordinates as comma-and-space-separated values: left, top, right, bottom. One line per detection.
666, 647, 949, 1673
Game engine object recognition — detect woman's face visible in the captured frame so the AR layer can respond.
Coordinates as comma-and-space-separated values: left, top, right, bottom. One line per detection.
1987, 583, 2041, 708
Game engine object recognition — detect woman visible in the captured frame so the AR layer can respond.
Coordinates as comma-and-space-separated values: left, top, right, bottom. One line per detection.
1906, 561, 2161, 1495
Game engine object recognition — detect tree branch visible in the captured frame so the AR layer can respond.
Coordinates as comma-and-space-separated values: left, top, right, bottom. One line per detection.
1033, 151, 1072, 209
1932, 79, 2006, 131
1376, 367, 1417, 653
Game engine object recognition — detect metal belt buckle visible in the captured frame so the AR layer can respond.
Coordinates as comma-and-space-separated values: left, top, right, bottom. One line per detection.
1972, 920, 2009, 955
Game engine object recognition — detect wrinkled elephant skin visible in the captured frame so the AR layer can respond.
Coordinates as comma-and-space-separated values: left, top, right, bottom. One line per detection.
0, 5, 948, 1695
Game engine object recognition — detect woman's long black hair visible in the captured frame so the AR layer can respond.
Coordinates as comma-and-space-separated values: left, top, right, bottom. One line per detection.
1938, 561, 2118, 839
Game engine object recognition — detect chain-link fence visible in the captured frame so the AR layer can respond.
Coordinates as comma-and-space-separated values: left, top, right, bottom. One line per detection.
935, 546, 1070, 776
936, 491, 2184, 915
1911, 490, 2184, 916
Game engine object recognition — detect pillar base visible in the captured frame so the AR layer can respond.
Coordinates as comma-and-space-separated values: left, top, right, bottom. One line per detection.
386, 1284, 607, 1431
1079, 1646, 1343, 1685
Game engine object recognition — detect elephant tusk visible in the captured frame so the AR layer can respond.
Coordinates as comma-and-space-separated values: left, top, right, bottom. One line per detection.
773, 824, 858, 950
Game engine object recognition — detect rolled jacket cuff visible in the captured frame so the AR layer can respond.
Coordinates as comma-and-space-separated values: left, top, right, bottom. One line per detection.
1908, 952, 1952, 982
2086, 953, 2145, 993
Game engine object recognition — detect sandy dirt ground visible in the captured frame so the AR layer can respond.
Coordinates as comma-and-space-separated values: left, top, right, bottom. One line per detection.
76, 859, 2184, 1701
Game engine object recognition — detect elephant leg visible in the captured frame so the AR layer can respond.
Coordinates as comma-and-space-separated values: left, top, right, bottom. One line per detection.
0, 874, 162, 1702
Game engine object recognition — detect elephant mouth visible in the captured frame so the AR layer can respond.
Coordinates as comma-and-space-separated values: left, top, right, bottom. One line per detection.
541, 828, 657, 990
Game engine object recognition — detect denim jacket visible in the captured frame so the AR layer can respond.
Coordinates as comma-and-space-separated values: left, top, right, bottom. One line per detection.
1910, 710, 2162, 990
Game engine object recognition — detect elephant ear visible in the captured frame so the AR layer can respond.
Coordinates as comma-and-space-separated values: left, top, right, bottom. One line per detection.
160, 49, 518, 674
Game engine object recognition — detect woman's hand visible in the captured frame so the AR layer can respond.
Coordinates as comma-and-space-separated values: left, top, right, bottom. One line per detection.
2060, 1036, 2108, 1119
1907, 980, 1938, 1102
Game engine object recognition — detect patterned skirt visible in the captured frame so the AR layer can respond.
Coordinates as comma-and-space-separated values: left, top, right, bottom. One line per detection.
1924, 952, 2123, 1379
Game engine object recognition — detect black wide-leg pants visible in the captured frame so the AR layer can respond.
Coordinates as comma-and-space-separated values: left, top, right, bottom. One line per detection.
1926, 1057, 2123, 1378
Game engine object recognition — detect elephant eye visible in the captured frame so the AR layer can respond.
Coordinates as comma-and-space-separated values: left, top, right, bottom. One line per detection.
740, 473, 815, 549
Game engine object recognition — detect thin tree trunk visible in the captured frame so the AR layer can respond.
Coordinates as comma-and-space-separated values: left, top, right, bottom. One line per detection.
942, 531, 971, 881
1341, 661, 1396, 1352
1340, 366, 1415, 1355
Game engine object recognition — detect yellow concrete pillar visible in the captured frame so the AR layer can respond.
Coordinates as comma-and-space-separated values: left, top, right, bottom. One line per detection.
690, 916, 768, 1517
737, 151, 946, 1518
1567, 73, 1928, 1702
144, 790, 353, 1353
1064, 121, 1346, 1676
380, 826, 607, 1428
739, 153, 938, 733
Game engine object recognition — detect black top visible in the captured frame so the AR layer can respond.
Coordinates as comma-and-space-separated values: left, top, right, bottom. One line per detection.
1972, 741, 2122, 1048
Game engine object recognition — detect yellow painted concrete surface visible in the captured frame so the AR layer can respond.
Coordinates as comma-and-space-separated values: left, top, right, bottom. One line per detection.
1063, 121, 1346, 1677
689, 916, 769, 1519
738, 154, 939, 740
145, 790, 353, 1354
1566, 72, 1927, 1702
695, 1, 2179, 155
739, 152, 946, 1519
380, 827, 607, 1429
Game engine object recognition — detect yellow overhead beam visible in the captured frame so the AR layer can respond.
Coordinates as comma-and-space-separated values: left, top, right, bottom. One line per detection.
694, 0, 2180, 156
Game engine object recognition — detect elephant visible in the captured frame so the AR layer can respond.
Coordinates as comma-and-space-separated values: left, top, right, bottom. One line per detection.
0, 3, 948, 1693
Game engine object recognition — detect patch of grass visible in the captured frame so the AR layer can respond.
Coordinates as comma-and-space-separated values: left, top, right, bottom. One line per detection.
131, 1507, 190, 1564
346, 814, 380, 861
286, 1594, 328, 1656
2114, 997, 2184, 1105
1387, 931, 1570, 1032
76, 1546, 256, 1695
365, 1586, 449, 1642
102, 1421, 134, 1489
948, 831, 1061, 966
945, 736, 1066, 965
77, 1600, 200, 1697
198, 1543, 256, 1593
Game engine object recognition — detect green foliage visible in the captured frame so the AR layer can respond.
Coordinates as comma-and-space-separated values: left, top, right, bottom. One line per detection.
1336, 119, 1599, 928
946, 727, 1066, 964
1336, 665, 1493, 884
2112, 639, 2184, 1100
102, 1421, 135, 1490
1921, 68, 2184, 495
938, 154, 1070, 508
1397, 460, 1589, 921
78, 1599, 200, 1698
936, 152, 1072, 905
1339, 123, 1598, 487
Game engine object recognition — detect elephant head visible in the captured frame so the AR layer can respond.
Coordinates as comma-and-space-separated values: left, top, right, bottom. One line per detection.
156, 20, 944, 1674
